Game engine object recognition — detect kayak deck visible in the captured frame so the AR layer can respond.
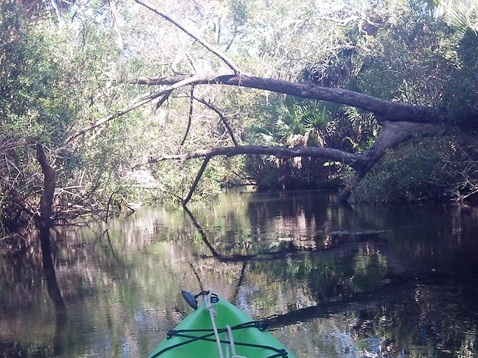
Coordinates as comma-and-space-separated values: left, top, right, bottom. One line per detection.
148, 291, 295, 358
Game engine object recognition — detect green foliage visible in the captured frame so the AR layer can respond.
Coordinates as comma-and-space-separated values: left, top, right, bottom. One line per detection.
242, 97, 340, 190
0, 2, 62, 228
3, 0, 478, 229
241, 92, 380, 190
441, 29, 478, 127
354, 12, 453, 106
244, 96, 334, 145
340, 0, 478, 131
276, 99, 331, 139
295, 0, 477, 125
353, 133, 478, 203
229, 0, 249, 29
0, 1, 135, 228
0, 3, 79, 147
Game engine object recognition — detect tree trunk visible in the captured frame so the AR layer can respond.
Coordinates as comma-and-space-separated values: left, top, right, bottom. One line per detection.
36, 142, 56, 228
35, 144, 67, 336
131, 73, 441, 123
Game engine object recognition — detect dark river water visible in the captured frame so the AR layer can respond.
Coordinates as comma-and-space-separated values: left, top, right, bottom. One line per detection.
1, 190, 478, 357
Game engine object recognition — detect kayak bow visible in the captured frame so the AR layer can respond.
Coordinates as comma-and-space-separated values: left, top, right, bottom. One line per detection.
148, 290, 295, 358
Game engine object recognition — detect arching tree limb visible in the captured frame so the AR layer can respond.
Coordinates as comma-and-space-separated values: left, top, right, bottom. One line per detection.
129, 3, 439, 125
143, 143, 363, 205
161, 143, 363, 204
130, 73, 441, 123
65, 72, 439, 148
180, 143, 361, 205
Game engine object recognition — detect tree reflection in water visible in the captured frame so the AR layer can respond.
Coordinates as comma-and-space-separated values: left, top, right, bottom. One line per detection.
39, 228, 67, 355
0, 190, 478, 357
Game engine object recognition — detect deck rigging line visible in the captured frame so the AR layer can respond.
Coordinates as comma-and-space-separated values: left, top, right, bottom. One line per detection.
150, 320, 288, 358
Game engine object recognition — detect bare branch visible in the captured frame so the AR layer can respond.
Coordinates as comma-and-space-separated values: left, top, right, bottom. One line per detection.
64, 75, 203, 146
134, 0, 244, 75
183, 156, 210, 206
193, 96, 239, 146
179, 87, 195, 148
155, 89, 173, 111
64, 89, 166, 146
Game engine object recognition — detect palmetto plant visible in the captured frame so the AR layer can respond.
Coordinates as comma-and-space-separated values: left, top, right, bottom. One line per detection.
444, 0, 478, 34
276, 100, 332, 145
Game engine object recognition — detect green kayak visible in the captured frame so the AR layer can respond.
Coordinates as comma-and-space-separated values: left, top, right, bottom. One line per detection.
148, 290, 295, 358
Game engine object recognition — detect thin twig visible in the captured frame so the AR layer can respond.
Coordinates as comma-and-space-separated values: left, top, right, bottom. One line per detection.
134, 0, 244, 75
179, 86, 195, 148
193, 96, 239, 146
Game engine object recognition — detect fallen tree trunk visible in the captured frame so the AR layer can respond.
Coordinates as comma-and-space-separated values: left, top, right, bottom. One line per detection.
130, 73, 442, 124
120, 1, 446, 205
128, 74, 443, 204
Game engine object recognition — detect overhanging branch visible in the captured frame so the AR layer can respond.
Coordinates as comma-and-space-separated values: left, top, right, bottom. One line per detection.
147, 145, 363, 166
129, 73, 441, 123
64, 75, 202, 146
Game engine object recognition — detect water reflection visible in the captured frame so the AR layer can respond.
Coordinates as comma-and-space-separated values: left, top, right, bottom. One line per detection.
0, 190, 478, 357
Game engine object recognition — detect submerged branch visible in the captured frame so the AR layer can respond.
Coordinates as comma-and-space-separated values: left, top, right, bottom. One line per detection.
183, 206, 308, 262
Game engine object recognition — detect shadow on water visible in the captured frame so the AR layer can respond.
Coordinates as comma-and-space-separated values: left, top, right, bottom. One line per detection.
0, 224, 132, 357
184, 201, 405, 325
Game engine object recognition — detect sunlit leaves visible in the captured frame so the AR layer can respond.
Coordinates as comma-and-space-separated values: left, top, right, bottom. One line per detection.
435, 0, 478, 34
